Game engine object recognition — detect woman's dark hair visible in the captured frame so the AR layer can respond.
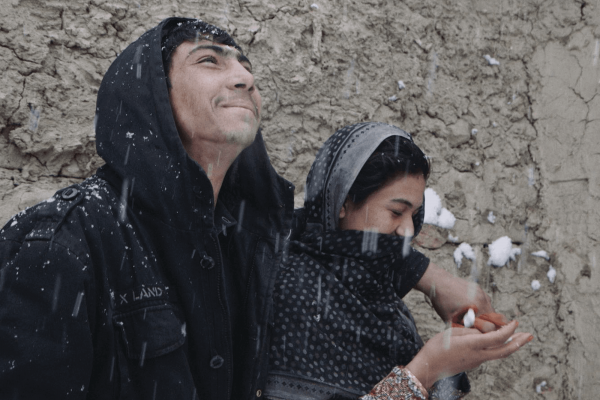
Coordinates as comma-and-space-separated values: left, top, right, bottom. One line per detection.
161, 19, 241, 79
347, 136, 430, 205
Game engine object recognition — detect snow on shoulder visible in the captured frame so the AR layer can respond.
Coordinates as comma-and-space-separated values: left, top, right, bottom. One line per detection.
424, 188, 456, 229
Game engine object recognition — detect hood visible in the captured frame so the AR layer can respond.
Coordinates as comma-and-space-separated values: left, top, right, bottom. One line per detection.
94, 17, 291, 233
303, 122, 425, 236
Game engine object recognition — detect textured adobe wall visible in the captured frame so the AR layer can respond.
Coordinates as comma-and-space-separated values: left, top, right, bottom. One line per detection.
1, 0, 599, 398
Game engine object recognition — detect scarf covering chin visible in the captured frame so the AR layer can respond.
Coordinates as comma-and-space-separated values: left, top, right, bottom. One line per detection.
269, 229, 429, 394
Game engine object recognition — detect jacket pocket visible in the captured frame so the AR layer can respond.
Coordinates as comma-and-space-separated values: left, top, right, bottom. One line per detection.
114, 304, 186, 361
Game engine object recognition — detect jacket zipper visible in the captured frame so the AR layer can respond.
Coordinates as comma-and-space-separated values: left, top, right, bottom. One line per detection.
211, 234, 233, 399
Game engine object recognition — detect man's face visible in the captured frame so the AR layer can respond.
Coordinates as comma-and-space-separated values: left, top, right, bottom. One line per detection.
168, 39, 262, 149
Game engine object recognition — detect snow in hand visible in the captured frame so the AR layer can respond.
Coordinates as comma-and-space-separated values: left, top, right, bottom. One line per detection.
463, 308, 475, 328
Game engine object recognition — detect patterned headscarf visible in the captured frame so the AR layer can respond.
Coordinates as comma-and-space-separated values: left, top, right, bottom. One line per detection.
303, 122, 425, 236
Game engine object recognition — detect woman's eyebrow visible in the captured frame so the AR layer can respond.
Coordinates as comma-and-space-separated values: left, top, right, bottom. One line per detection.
391, 198, 414, 207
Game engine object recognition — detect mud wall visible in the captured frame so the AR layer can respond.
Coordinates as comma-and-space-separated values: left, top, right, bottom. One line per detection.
1, 0, 599, 398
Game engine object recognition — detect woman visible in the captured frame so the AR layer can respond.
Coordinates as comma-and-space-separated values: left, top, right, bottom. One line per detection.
264, 122, 532, 399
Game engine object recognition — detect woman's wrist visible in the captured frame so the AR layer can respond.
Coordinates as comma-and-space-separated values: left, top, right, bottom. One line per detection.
403, 367, 429, 398
361, 366, 429, 400
406, 355, 436, 389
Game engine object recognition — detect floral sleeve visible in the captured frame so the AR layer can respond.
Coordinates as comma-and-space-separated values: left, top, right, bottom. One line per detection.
360, 367, 429, 400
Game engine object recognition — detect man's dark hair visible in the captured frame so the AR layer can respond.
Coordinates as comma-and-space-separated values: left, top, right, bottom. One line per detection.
161, 19, 241, 79
347, 136, 430, 205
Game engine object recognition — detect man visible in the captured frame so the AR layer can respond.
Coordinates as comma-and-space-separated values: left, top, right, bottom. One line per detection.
0, 18, 294, 399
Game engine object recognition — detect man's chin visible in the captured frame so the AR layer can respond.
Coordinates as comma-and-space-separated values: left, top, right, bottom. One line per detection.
224, 126, 259, 147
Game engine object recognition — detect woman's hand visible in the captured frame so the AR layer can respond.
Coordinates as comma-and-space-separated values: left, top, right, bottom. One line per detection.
415, 262, 506, 330
405, 321, 533, 389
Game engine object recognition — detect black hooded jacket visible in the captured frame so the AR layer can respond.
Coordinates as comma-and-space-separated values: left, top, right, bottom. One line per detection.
0, 17, 294, 400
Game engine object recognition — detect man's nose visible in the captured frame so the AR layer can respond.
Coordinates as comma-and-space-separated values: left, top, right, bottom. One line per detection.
395, 217, 414, 238
230, 62, 255, 92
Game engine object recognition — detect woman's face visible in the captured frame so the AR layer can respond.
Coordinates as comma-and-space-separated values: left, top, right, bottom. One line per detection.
338, 173, 426, 236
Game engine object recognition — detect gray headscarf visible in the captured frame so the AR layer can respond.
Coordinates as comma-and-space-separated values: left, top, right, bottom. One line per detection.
303, 122, 425, 235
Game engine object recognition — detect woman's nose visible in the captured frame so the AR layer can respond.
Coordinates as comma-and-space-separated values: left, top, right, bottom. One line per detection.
395, 217, 414, 238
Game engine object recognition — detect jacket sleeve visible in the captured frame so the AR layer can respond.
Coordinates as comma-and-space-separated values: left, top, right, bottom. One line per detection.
0, 238, 95, 399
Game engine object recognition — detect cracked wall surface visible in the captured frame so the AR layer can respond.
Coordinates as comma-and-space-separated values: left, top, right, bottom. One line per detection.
1, 0, 599, 398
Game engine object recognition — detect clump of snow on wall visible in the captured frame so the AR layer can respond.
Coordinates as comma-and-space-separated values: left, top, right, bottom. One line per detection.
487, 236, 521, 267
484, 54, 500, 65
487, 211, 496, 224
531, 280, 541, 290
424, 188, 456, 229
511, 248, 521, 260
547, 265, 556, 283
536, 381, 547, 393
531, 250, 550, 260
454, 242, 475, 268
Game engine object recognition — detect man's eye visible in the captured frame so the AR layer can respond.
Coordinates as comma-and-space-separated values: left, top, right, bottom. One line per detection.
198, 56, 217, 64
391, 210, 402, 216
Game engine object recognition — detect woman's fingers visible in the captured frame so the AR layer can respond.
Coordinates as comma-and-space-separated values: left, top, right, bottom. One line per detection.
409, 323, 533, 387
451, 307, 511, 333
478, 312, 509, 327
484, 332, 534, 359
447, 327, 483, 337
473, 318, 497, 333
472, 320, 519, 348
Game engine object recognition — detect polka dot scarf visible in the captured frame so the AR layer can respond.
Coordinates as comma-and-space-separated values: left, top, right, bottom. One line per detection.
269, 230, 429, 395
